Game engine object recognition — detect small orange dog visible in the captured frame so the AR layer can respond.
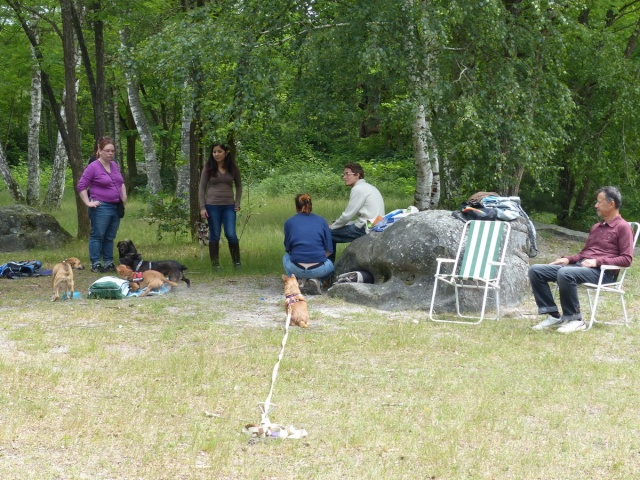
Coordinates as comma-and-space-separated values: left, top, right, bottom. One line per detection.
116, 264, 179, 297
282, 274, 309, 328
52, 257, 85, 301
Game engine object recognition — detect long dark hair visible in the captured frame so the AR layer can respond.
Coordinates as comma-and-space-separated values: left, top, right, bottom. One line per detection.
206, 143, 237, 177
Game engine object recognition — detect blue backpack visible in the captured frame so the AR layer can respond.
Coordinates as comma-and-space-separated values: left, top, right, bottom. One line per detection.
0, 260, 43, 278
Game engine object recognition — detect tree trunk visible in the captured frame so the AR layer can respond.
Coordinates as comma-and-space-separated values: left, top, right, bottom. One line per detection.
60, 0, 90, 238
405, 3, 441, 210
412, 104, 440, 210
176, 80, 193, 200
92, 0, 106, 137
6, 0, 88, 234
120, 28, 163, 195
27, 43, 42, 207
69, 0, 105, 138
108, 87, 124, 170
44, 128, 67, 209
123, 100, 138, 192
189, 112, 202, 241
0, 139, 25, 202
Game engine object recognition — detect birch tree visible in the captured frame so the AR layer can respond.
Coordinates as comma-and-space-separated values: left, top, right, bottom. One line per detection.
27, 36, 42, 206
120, 27, 163, 195
176, 79, 193, 200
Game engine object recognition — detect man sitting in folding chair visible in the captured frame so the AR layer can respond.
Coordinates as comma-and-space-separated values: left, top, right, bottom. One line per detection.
529, 186, 634, 333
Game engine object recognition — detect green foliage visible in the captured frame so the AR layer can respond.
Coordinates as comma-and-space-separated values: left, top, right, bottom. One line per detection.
145, 195, 190, 241
2, 0, 640, 231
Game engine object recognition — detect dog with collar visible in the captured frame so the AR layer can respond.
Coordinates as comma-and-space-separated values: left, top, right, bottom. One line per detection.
195, 221, 210, 259
116, 264, 179, 297
52, 257, 85, 301
119, 252, 190, 287
282, 274, 309, 328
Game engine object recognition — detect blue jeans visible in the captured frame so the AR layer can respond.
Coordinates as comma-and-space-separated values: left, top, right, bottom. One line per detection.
528, 264, 614, 321
283, 253, 334, 281
329, 224, 366, 262
205, 204, 238, 243
88, 203, 120, 266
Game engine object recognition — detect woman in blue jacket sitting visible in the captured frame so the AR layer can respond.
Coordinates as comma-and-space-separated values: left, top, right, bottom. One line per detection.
283, 193, 334, 295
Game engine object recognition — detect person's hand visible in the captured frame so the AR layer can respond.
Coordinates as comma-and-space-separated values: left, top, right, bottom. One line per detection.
234, 206, 240, 212
200, 208, 208, 219
580, 258, 597, 268
550, 257, 569, 265
88, 200, 100, 208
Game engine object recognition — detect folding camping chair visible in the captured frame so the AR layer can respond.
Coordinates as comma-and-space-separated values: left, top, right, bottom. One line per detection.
429, 220, 512, 325
579, 221, 640, 330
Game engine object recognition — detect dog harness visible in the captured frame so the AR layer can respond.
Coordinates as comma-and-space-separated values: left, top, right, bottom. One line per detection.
129, 272, 144, 284
285, 293, 305, 306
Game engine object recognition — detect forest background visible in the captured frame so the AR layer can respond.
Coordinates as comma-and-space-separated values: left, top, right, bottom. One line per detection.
1, 0, 640, 238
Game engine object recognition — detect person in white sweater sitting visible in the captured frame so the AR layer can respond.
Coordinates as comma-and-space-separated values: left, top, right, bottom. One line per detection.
329, 163, 385, 263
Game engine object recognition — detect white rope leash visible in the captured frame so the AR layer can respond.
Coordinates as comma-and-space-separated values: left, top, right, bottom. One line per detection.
260, 306, 292, 420
243, 306, 308, 440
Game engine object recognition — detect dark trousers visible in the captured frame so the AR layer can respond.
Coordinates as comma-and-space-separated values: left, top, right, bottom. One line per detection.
329, 224, 366, 263
528, 264, 613, 321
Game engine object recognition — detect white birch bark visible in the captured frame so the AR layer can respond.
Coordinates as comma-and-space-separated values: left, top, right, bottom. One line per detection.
44, 43, 81, 209
175, 80, 193, 200
120, 29, 162, 194
406, 2, 441, 210
412, 104, 440, 210
27, 42, 42, 206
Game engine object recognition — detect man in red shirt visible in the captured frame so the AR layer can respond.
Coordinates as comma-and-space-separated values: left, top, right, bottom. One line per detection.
529, 186, 634, 333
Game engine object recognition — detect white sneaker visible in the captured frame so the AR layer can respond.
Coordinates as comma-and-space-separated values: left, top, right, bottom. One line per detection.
531, 315, 566, 330
557, 320, 586, 333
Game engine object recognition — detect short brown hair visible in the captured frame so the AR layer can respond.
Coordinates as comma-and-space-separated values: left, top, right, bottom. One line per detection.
344, 162, 364, 179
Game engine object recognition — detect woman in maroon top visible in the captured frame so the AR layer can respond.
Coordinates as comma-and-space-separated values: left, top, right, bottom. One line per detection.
77, 137, 127, 273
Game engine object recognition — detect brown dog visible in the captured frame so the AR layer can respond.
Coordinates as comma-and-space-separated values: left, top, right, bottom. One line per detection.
282, 274, 309, 328
52, 257, 85, 301
116, 264, 179, 297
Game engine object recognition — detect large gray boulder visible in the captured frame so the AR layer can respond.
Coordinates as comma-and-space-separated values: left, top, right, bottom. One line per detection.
327, 210, 532, 312
0, 205, 73, 252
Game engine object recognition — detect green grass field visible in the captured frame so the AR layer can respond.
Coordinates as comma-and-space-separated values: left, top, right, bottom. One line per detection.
1, 190, 640, 479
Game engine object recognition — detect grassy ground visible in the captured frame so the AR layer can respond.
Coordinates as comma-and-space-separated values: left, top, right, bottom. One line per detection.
2, 194, 640, 478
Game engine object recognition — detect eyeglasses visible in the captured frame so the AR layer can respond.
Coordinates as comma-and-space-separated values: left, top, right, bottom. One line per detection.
342, 173, 357, 177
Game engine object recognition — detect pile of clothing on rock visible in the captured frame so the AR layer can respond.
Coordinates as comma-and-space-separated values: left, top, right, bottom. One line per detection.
453, 191, 538, 258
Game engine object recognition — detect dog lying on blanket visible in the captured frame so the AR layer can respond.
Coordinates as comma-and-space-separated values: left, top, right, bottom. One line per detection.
116, 264, 179, 296
282, 274, 309, 328
119, 252, 190, 287
52, 257, 85, 301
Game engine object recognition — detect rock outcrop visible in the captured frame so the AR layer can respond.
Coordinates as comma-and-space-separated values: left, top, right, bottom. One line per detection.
0, 205, 73, 252
328, 210, 532, 312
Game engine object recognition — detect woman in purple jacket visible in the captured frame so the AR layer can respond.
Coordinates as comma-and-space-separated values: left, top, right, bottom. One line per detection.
77, 137, 127, 273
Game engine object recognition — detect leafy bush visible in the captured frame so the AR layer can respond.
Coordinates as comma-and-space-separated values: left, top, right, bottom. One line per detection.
145, 194, 190, 241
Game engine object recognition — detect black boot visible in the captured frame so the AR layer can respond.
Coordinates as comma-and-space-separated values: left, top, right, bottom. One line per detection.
229, 242, 241, 269
209, 242, 221, 271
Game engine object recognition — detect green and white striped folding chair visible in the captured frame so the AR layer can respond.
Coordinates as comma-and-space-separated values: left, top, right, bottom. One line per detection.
429, 220, 512, 324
